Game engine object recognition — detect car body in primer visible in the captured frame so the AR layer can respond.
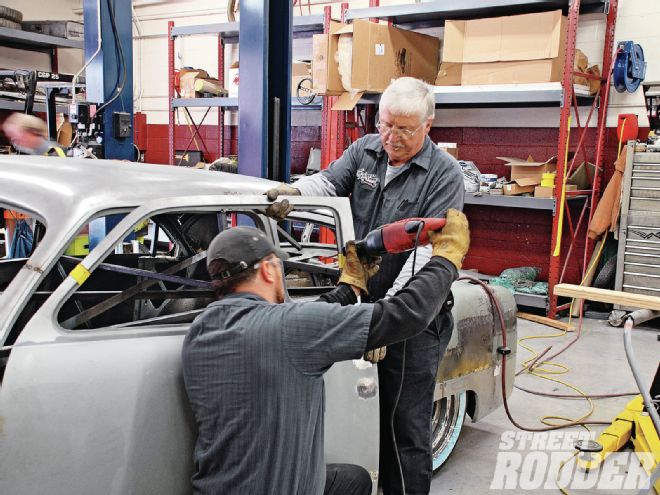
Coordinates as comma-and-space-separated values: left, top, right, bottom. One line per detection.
0, 156, 516, 495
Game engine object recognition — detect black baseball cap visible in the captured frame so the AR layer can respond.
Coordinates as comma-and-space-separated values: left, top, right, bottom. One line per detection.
206, 226, 288, 280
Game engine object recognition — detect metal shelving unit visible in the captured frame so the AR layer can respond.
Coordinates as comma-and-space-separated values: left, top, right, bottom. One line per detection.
0, 26, 84, 50
320, 0, 618, 316
168, 15, 324, 165
171, 96, 322, 110
170, 15, 324, 42
357, 82, 594, 107
464, 193, 587, 211
345, 0, 606, 25
0, 26, 82, 80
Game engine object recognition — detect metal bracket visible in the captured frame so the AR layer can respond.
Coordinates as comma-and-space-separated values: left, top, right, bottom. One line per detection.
604, 0, 611, 15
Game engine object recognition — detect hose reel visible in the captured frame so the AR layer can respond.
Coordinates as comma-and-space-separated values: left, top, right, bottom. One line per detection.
613, 41, 646, 93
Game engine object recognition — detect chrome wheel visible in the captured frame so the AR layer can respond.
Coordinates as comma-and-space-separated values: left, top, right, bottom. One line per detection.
431, 391, 467, 471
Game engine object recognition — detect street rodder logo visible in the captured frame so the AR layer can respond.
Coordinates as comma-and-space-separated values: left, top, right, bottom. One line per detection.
490, 431, 654, 491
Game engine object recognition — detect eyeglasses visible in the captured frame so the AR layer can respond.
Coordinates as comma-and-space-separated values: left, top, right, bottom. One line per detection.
375, 122, 424, 140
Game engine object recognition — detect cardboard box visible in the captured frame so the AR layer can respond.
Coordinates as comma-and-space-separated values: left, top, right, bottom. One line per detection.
179, 69, 209, 98
533, 184, 576, 198
312, 19, 440, 109
436, 10, 567, 86
436, 142, 458, 159
534, 186, 555, 198
498, 155, 557, 186
503, 182, 535, 196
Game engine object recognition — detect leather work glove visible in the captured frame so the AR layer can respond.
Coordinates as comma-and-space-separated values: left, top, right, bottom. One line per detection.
338, 241, 380, 295
364, 346, 386, 363
265, 199, 294, 221
265, 183, 301, 201
264, 183, 301, 221
429, 209, 470, 270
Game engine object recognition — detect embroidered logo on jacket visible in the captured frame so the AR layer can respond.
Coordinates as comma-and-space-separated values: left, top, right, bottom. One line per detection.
356, 168, 380, 188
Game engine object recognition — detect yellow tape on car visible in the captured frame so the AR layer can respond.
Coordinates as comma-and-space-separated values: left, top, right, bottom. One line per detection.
70, 264, 91, 285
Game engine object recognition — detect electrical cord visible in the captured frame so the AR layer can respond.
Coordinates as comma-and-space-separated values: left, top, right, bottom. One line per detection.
389, 220, 425, 494
96, 0, 127, 115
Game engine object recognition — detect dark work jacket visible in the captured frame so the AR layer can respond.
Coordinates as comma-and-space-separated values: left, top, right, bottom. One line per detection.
320, 134, 464, 300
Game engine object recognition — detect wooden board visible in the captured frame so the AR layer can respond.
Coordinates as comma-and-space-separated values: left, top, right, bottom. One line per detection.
517, 311, 574, 332
554, 284, 660, 311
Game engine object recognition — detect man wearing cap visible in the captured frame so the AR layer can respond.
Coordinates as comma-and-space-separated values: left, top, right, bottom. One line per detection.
181, 210, 469, 495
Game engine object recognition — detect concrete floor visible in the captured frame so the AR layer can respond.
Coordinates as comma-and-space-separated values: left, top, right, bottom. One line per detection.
429, 316, 659, 494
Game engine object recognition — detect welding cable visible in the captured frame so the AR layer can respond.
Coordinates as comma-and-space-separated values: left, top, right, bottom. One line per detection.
389, 220, 425, 494
514, 385, 638, 400
520, 233, 608, 374
457, 277, 611, 431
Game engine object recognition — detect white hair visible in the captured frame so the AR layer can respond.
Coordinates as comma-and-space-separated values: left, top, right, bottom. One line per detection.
379, 77, 435, 123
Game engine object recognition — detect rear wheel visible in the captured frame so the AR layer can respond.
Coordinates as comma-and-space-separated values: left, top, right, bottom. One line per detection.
431, 391, 467, 471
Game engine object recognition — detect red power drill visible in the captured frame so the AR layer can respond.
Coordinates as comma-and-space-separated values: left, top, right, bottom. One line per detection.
353, 217, 447, 257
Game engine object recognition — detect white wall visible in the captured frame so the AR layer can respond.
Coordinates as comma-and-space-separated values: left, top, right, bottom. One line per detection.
0, 0, 83, 74
130, 0, 660, 129
4, 1, 655, 129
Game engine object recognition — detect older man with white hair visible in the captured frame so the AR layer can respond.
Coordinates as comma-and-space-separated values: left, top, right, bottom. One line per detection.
266, 77, 465, 494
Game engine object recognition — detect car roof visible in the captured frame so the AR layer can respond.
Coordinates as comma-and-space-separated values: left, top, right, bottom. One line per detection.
0, 155, 279, 224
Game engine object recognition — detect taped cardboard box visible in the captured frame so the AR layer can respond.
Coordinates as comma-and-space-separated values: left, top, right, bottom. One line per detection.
312, 19, 440, 109
436, 10, 567, 86
498, 155, 557, 186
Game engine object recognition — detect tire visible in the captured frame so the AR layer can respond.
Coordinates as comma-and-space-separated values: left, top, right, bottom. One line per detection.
0, 5, 23, 23
0, 17, 20, 30
593, 255, 616, 290
591, 255, 617, 312
431, 390, 467, 471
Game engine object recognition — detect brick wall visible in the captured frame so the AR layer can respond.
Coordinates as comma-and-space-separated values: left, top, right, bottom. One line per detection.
139, 123, 647, 283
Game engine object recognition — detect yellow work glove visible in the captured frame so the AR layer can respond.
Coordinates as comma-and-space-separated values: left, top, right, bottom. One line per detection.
429, 209, 470, 270
338, 241, 380, 295
264, 183, 301, 221
364, 346, 386, 363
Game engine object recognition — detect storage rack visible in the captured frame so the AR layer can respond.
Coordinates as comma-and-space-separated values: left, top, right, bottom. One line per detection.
320, 0, 618, 317
167, 16, 325, 166
0, 26, 83, 114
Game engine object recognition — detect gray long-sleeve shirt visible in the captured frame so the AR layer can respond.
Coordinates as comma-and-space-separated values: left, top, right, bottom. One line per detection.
181, 256, 457, 495
294, 134, 464, 300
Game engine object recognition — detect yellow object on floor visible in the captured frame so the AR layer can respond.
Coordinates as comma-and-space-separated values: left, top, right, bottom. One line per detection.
576, 395, 659, 494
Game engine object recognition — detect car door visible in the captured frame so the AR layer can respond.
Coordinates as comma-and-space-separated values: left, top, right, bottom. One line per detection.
0, 195, 380, 495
